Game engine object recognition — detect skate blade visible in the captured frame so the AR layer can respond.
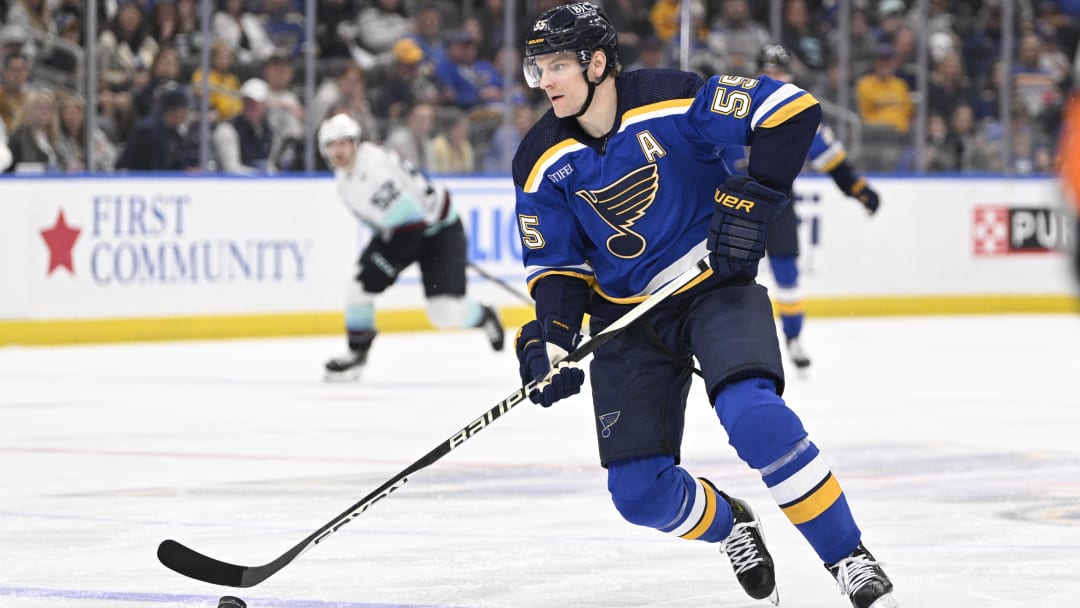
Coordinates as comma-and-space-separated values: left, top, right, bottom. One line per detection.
767, 587, 780, 606
323, 367, 363, 382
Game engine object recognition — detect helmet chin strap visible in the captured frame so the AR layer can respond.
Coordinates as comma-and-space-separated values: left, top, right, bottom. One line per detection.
571, 69, 608, 119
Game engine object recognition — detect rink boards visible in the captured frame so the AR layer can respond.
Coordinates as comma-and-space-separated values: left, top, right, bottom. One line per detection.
1, 174, 1076, 344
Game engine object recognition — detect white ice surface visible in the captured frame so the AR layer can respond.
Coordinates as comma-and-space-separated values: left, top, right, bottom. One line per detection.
2, 314, 1080, 608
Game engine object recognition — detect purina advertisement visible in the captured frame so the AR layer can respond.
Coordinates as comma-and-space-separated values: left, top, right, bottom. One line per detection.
0, 175, 1076, 344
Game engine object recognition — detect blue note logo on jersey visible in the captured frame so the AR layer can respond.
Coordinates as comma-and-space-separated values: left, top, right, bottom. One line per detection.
575, 164, 659, 259
598, 411, 621, 438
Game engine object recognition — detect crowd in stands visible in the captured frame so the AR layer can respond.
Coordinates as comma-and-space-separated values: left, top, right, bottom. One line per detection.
0, 0, 1078, 175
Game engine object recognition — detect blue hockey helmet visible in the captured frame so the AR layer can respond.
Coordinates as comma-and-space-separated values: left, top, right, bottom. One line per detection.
523, 2, 620, 88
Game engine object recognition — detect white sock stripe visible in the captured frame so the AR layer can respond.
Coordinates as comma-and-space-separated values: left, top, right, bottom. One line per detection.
767, 453, 832, 506
667, 478, 707, 537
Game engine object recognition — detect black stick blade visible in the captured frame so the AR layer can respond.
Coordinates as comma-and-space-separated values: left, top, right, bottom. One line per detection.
158, 540, 250, 587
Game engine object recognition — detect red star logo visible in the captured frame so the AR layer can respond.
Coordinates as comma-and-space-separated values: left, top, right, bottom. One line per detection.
40, 209, 81, 275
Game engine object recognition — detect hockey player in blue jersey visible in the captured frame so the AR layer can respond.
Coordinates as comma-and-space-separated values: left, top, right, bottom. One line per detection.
510, 4, 897, 607
756, 44, 881, 370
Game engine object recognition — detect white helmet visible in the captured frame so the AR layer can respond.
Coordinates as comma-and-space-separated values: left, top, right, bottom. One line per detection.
318, 113, 361, 154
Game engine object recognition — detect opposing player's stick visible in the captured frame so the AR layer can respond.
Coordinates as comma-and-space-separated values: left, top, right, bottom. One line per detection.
158, 257, 712, 588
467, 261, 533, 304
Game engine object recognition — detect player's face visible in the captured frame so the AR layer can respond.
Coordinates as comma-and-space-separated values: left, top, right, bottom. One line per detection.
324, 138, 356, 169
528, 51, 589, 117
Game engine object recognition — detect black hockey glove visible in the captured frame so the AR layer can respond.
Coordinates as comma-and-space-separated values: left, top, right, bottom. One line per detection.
515, 317, 584, 408
850, 180, 880, 215
707, 175, 789, 282
356, 231, 421, 293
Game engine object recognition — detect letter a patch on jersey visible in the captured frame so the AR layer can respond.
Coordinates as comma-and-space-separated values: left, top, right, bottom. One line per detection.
575, 164, 659, 259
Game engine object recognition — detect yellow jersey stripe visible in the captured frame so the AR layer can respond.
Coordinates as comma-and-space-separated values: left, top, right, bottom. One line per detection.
817, 148, 847, 172
524, 139, 585, 193
620, 98, 694, 128
526, 269, 595, 294
759, 93, 820, 129
680, 480, 718, 540
781, 474, 843, 525
592, 266, 713, 304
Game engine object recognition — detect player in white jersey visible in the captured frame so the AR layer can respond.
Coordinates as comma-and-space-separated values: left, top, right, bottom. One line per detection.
318, 113, 505, 380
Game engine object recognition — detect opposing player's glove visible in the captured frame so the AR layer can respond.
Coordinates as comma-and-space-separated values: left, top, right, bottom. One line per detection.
356, 231, 421, 293
850, 180, 880, 215
707, 175, 789, 281
515, 317, 584, 407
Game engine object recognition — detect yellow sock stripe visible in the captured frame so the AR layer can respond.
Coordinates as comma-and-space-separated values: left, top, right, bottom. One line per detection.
776, 300, 805, 316
679, 479, 718, 540
780, 473, 843, 525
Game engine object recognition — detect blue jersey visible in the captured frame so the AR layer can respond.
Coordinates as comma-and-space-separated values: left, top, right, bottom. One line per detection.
512, 69, 819, 307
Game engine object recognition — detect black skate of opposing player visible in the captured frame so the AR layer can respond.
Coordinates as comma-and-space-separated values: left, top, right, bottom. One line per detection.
324, 305, 504, 381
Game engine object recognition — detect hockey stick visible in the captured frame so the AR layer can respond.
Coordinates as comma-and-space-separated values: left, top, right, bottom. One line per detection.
158, 257, 712, 588
467, 261, 533, 304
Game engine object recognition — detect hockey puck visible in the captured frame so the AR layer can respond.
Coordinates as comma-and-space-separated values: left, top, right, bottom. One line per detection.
218, 596, 246, 608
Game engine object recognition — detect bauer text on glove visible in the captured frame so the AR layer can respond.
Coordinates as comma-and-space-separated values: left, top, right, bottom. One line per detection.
707, 175, 789, 282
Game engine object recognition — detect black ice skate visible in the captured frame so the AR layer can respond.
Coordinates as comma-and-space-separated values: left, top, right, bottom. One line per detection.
324, 330, 375, 381
324, 349, 368, 381
826, 543, 899, 608
707, 481, 779, 605
478, 304, 505, 351
786, 336, 811, 369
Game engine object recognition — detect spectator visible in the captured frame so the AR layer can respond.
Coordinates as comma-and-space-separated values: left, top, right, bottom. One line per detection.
133, 45, 184, 120
55, 93, 118, 172
1013, 32, 1064, 146
649, 0, 681, 42
262, 0, 306, 60
927, 49, 972, 120
170, 0, 202, 66
315, 0, 358, 61
0, 53, 31, 132
483, 103, 534, 174
430, 109, 474, 174
211, 0, 275, 69
312, 62, 379, 139
604, 0, 653, 63
191, 41, 242, 121
780, 0, 827, 92
98, 1, 159, 96
434, 29, 504, 111
39, 13, 82, 79
5, 0, 54, 40
855, 43, 913, 171
704, 0, 771, 77
855, 43, 913, 135
213, 78, 274, 174
0, 24, 32, 59
348, 0, 409, 57
408, 3, 445, 67
383, 101, 435, 172
370, 37, 439, 122
118, 83, 194, 171
827, 7, 875, 78
261, 53, 304, 171
626, 34, 669, 71
4, 88, 60, 173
